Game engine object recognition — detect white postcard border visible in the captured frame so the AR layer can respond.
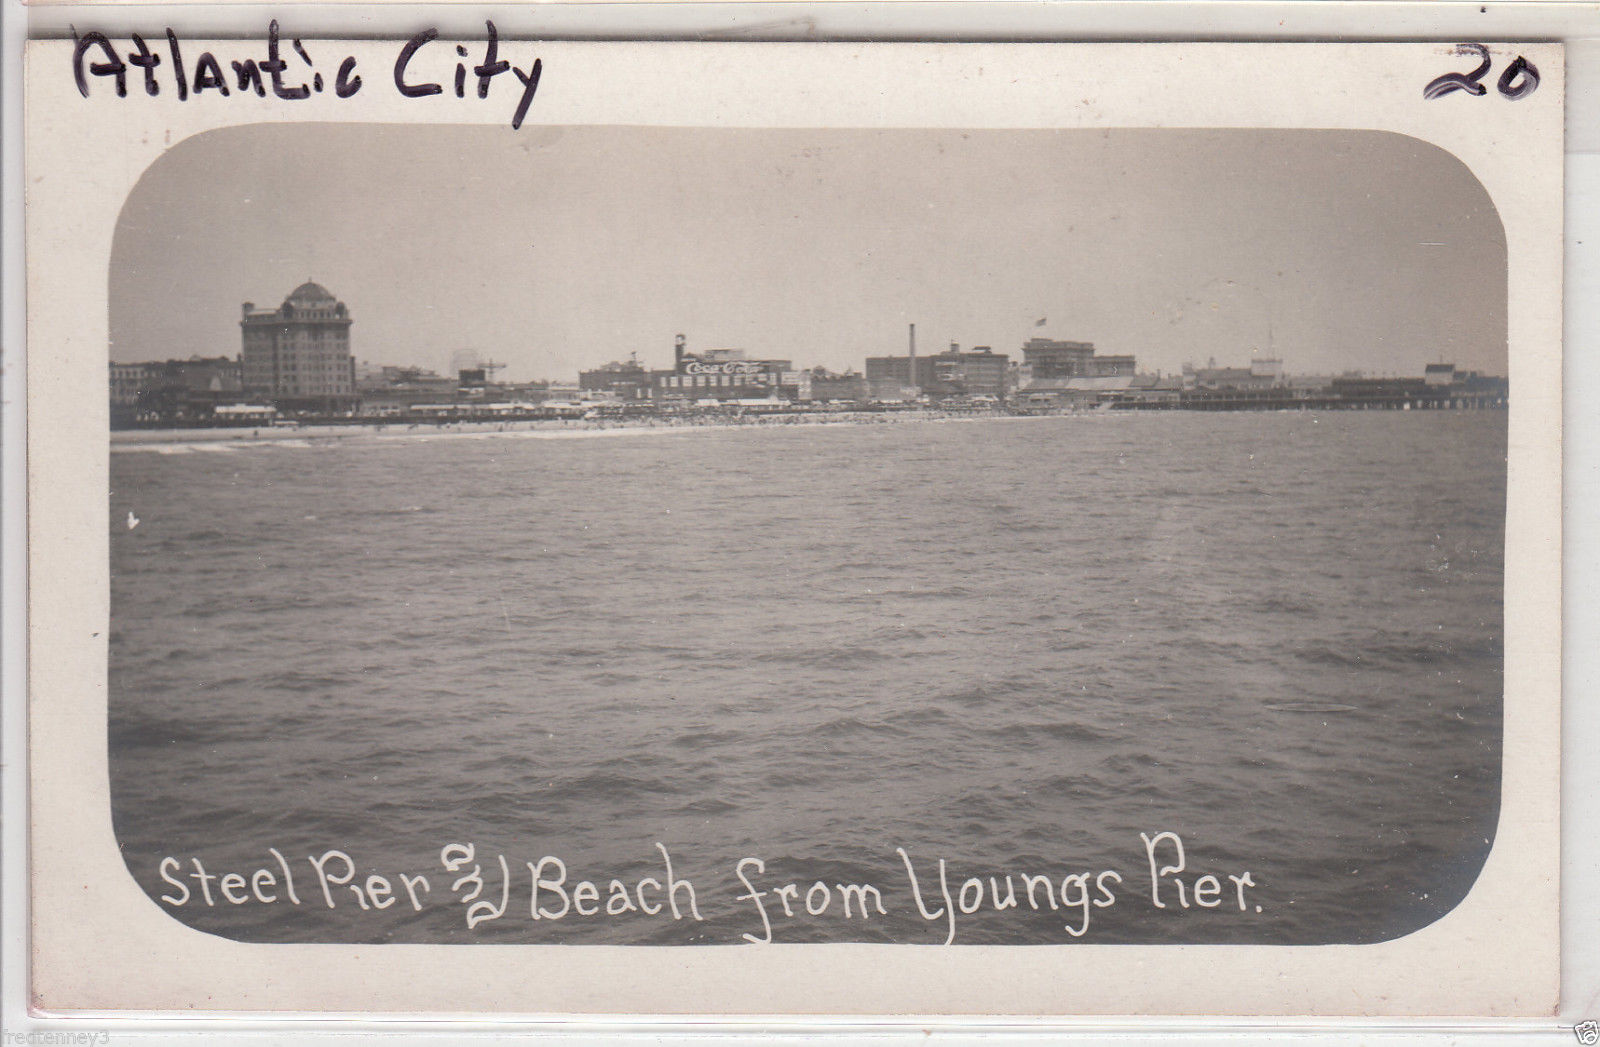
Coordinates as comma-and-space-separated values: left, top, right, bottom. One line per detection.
24, 39, 1564, 1017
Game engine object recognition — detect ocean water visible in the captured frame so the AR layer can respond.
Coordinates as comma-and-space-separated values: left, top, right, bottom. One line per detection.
108, 412, 1504, 946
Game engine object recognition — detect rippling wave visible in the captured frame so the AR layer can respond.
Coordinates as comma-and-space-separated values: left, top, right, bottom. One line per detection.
109, 412, 1504, 945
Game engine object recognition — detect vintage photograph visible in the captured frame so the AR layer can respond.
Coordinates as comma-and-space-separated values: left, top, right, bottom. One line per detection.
103, 123, 1509, 948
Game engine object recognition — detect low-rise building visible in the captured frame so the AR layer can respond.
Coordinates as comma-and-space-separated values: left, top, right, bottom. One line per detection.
865, 345, 1009, 401
110, 363, 149, 407
110, 356, 246, 425
1183, 358, 1284, 391
802, 368, 869, 403
1424, 363, 1457, 387
580, 357, 653, 400
1017, 373, 1181, 409
648, 336, 795, 401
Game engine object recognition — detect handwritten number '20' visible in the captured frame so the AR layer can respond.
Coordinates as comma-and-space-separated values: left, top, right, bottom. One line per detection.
1424, 44, 1539, 100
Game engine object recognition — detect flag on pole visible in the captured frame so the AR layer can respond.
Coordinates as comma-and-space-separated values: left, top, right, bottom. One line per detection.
1035, 317, 1047, 327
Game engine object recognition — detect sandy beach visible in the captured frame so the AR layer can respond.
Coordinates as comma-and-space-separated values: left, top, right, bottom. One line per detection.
108, 409, 1046, 451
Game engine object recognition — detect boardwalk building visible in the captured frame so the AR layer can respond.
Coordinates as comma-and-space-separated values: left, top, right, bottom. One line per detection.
108, 356, 245, 427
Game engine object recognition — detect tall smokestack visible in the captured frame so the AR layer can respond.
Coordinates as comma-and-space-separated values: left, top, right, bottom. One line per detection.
674, 333, 686, 370
908, 323, 918, 397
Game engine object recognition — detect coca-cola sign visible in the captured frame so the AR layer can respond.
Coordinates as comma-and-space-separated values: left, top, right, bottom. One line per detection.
683, 360, 770, 376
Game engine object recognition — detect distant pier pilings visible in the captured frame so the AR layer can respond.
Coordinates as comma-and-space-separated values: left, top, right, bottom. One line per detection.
1111, 388, 1508, 412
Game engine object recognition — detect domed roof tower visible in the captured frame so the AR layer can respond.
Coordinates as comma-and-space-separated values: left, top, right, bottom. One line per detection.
286, 281, 337, 307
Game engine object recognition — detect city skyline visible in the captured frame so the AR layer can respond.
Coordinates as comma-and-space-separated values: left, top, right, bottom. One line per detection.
109, 339, 1498, 389
111, 125, 1507, 382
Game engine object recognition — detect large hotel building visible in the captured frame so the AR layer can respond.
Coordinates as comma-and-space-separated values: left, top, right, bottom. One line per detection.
240, 282, 357, 409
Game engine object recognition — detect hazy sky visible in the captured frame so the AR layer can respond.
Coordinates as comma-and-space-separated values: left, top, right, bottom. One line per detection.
110, 125, 1506, 381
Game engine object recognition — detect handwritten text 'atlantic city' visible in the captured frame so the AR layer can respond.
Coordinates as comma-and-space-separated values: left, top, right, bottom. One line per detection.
71, 22, 542, 129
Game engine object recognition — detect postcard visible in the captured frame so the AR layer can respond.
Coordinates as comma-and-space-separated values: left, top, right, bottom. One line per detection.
25, 36, 1562, 1016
